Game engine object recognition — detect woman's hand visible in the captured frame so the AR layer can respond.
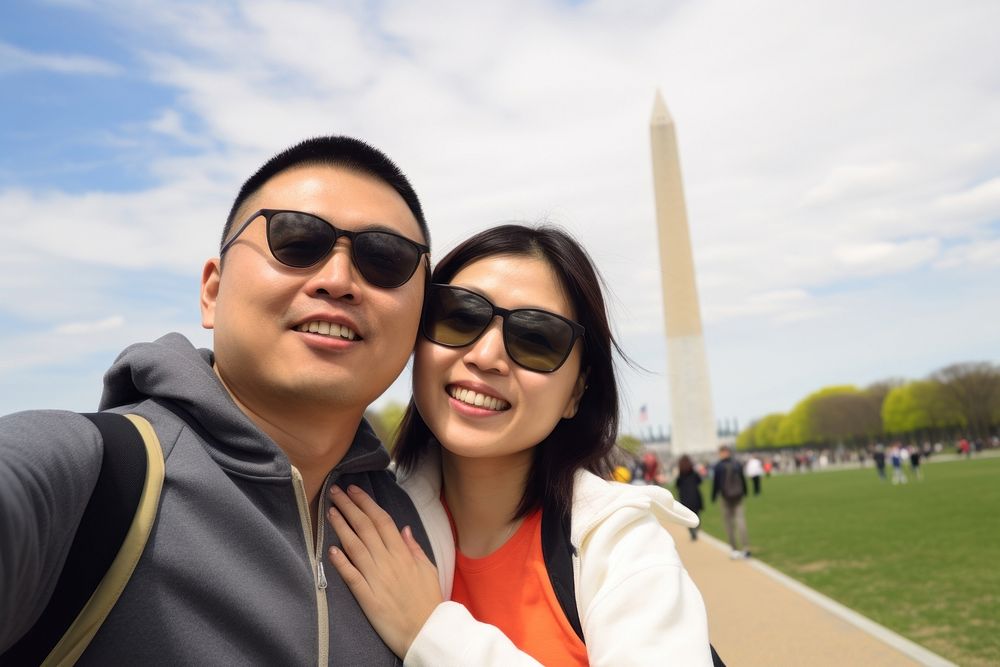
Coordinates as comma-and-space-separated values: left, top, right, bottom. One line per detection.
327, 484, 443, 658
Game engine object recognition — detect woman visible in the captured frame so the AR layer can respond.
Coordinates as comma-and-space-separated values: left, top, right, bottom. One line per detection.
326, 224, 713, 665
675, 454, 704, 540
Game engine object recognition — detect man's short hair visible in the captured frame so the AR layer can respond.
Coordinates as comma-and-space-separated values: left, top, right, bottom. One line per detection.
221, 136, 429, 249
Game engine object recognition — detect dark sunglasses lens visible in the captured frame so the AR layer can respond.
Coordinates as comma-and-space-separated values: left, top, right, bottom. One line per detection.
424, 288, 492, 346
267, 212, 336, 267
506, 310, 576, 371
353, 232, 421, 287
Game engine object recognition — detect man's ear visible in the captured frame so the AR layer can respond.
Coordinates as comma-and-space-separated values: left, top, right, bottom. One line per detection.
200, 258, 222, 330
562, 369, 590, 419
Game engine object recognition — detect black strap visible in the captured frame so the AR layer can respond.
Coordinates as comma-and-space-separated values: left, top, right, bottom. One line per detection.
540, 497, 727, 666
1, 413, 147, 666
540, 503, 584, 642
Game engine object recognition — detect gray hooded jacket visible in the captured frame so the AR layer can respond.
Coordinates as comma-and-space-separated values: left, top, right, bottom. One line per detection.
0, 332, 428, 665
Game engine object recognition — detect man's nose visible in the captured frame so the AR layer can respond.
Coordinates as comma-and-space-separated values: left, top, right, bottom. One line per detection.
310, 239, 360, 300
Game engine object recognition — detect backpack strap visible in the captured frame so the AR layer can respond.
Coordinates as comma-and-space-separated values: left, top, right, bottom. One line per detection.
540, 502, 584, 642
1, 413, 164, 667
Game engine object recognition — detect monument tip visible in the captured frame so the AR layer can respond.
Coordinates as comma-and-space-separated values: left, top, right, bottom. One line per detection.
651, 89, 673, 126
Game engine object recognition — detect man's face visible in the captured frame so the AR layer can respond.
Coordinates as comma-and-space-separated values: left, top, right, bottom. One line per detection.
201, 164, 426, 418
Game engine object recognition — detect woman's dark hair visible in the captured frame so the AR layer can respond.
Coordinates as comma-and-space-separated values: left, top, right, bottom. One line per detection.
394, 223, 626, 521
678, 454, 694, 476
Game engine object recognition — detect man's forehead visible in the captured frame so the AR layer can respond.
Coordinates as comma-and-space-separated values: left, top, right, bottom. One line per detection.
244, 164, 423, 240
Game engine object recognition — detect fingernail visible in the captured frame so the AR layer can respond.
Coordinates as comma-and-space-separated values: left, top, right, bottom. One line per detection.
402, 526, 412, 539
348, 484, 362, 494
330, 485, 343, 495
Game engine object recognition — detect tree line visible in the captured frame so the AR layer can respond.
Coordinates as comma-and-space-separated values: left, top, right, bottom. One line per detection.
736, 361, 1000, 450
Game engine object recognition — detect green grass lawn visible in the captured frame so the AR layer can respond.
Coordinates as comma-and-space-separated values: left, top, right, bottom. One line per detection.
698, 455, 1000, 667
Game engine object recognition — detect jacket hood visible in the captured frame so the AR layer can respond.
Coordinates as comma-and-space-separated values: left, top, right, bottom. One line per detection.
99, 332, 389, 479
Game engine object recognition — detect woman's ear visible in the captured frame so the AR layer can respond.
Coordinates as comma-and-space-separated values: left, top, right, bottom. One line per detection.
562, 369, 590, 419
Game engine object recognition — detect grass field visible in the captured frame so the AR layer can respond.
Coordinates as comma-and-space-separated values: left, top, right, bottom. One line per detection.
698, 454, 1000, 667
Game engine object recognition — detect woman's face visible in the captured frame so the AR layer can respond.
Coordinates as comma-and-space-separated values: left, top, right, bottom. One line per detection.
413, 254, 586, 464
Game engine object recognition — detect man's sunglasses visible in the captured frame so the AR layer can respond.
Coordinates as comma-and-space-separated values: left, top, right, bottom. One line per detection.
422, 284, 585, 373
220, 209, 429, 288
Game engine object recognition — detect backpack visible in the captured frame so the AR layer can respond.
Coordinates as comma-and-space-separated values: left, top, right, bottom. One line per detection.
721, 460, 744, 501
1, 413, 164, 667
542, 496, 726, 666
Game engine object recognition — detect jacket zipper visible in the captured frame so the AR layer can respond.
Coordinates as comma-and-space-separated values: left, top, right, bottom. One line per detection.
291, 466, 330, 667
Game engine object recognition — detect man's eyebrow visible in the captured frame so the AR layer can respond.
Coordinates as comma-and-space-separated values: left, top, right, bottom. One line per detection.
356, 222, 425, 242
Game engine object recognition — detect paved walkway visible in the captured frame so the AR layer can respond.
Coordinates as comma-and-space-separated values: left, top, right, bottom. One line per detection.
665, 522, 955, 666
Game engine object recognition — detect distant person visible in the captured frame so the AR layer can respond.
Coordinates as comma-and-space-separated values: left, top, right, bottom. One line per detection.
612, 464, 632, 483
676, 454, 705, 540
711, 445, 751, 559
909, 447, 923, 480
642, 451, 661, 484
958, 437, 971, 457
873, 444, 887, 481
890, 444, 908, 485
744, 454, 764, 495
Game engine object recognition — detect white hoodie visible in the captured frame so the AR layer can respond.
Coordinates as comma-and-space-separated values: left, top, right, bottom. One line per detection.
399, 455, 714, 666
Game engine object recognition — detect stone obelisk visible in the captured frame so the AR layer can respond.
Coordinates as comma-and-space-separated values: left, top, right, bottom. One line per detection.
649, 90, 717, 456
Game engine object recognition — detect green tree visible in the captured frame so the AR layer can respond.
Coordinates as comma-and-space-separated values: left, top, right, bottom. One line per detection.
754, 413, 786, 448
736, 424, 755, 450
882, 381, 964, 434
776, 385, 880, 446
617, 434, 643, 456
367, 401, 408, 450
931, 362, 1000, 438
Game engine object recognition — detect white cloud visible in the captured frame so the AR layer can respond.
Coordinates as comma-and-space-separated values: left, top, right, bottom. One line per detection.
934, 239, 1000, 270
0, 40, 122, 76
833, 238, 940, 275
53, 315, 125, 335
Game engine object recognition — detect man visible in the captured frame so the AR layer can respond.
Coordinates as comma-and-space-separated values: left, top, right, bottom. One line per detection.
711, 445, 751, 559
873, 443, 887, 481
1, 137, 432, 664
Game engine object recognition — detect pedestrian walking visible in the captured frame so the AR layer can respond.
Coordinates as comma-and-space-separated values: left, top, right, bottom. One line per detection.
890, 444, 908, 485
711, 446, 751, 559
744, 454, 763, 496
873, 444, 887, 481
676, 455, 704, 540
909, 447, 923, 481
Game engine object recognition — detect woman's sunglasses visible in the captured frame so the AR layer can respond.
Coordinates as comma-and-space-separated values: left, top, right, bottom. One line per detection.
422, 284, 585, 373
220, 209, 429, 289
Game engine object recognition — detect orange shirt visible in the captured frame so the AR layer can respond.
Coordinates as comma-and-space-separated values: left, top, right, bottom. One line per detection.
447, 506, 589, 666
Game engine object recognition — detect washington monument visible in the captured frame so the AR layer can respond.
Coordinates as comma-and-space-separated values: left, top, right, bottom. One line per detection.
649, 90, 717, 456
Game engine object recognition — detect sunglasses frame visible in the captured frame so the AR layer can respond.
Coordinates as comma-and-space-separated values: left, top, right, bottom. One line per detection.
220, 208, 429, 288
422, 283, 585, 373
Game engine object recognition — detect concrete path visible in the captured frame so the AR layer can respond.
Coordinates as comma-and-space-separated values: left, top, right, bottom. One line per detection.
665, 522, 956, 666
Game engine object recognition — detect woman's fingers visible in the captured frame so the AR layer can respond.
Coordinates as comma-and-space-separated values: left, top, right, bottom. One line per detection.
327, 505, 378, 574
342, 485, 413, 555
329, 485, 393, 553
327, 545, 374, 603
402, 525, 435, 568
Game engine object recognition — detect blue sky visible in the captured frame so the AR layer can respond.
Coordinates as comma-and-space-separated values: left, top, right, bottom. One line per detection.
1, 0, 998, 437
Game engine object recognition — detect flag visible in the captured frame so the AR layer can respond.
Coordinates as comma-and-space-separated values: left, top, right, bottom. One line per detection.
639, 405, 648, 424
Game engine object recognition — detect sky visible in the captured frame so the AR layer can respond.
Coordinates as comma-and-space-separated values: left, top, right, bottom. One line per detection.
1, 0, 998, 438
